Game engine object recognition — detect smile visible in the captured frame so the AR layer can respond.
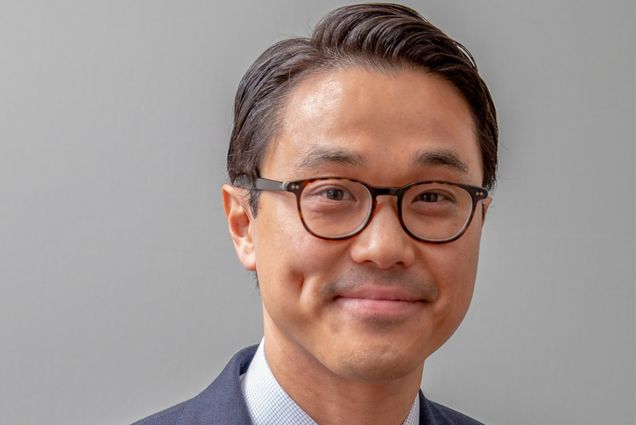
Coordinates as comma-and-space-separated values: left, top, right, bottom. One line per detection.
335, 297, 424, 316
334, 286, 429, 320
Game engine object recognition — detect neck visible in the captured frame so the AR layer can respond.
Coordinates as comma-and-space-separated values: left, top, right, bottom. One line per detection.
263, 320, 424, 425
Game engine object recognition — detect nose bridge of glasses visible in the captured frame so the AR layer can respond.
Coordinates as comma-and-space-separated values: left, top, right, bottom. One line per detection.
368, 186, 403, 203
366, 187, 405, 226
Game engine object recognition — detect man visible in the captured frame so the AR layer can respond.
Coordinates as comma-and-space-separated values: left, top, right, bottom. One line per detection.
135, 3, 497, 424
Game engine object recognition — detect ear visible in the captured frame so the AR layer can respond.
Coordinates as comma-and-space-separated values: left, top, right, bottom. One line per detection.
222, 184, 256, 271
481, 196, 493, 224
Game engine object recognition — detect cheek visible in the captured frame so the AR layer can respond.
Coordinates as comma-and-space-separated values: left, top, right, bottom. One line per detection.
426, 227, 482, 329
253, 198, 346, 318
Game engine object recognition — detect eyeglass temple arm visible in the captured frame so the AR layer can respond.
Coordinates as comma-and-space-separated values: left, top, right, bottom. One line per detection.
235, 176, 288, 192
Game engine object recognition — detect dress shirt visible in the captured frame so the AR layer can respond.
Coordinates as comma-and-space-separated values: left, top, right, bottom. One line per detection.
240, 340, 420, 425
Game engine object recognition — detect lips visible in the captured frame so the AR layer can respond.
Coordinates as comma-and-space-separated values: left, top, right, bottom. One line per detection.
336, 286, 424, 303
333, 284, 430, 320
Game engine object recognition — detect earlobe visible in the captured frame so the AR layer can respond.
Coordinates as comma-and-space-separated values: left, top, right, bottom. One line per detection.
222, 184, 257, 271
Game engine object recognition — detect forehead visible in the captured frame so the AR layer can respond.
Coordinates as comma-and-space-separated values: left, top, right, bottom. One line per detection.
261, 66, 482, 185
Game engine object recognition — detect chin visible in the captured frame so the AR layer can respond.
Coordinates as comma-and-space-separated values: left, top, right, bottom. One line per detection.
325, 340, 427, 382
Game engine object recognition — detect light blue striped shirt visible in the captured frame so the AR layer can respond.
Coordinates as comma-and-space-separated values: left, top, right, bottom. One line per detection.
240, 340, 420, 425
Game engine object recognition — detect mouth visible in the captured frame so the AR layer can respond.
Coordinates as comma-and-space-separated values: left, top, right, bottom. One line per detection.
333, 286, 430, 319
335, 297, 423, 316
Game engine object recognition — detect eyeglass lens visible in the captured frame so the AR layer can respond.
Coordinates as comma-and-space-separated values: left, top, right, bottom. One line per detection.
298, 179, 473, 241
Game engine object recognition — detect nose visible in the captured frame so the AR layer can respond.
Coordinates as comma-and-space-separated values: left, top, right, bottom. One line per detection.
349, 197, 416, 269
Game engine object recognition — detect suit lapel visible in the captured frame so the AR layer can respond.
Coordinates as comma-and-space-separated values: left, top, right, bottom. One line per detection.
176, 345, 257, 425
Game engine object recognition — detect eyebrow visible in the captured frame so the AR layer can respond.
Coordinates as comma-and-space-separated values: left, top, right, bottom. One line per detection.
413, 149, 469, 175
293, 146, 469, 175
294, 147, 364, 171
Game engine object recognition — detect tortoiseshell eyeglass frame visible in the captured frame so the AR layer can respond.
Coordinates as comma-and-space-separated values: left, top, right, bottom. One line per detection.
235, 175, 489, 244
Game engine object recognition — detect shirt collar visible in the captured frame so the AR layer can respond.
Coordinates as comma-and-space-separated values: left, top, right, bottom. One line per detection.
240, 339, 420, 425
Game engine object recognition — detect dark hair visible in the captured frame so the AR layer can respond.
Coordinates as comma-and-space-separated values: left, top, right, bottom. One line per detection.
227, 3, 498, 212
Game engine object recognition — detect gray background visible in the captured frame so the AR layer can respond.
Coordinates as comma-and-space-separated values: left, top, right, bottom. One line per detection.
1, 1, 634, 424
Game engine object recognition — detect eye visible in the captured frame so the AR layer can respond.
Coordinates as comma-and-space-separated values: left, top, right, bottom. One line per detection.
302, 180, 360, 205
317, 186, 353, 201
413, 191, 451, 203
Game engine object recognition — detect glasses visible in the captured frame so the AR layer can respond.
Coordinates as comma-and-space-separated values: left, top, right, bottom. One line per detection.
237, 176, 488, 244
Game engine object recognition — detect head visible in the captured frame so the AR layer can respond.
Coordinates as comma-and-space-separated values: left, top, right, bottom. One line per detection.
223, 3, 497, 382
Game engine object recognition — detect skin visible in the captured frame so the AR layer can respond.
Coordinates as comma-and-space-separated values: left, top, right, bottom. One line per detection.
223, 66, 491, 425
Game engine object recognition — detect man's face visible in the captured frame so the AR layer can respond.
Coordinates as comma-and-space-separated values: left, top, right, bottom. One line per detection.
226, 66, 489, 382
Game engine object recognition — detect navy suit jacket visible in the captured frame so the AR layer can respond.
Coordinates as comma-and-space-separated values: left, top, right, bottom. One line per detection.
133, 345, 483, 425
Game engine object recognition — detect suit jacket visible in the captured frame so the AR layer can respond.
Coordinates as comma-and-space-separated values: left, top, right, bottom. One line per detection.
133, 345, 483, 425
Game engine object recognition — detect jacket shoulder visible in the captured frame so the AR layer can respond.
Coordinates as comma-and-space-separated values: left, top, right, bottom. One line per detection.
131, 400, 187, 425
130, 345, 258, 425
425, 398, 484, 425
